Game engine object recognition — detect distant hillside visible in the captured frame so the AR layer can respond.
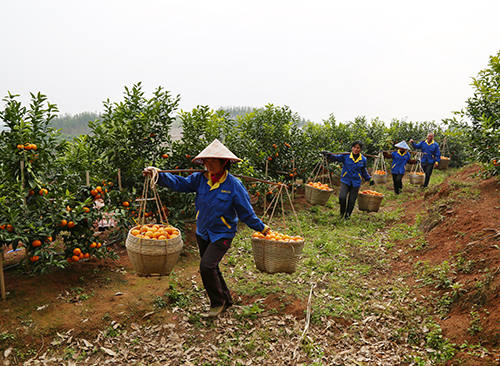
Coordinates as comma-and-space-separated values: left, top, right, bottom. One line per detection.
50, 112, 100, 137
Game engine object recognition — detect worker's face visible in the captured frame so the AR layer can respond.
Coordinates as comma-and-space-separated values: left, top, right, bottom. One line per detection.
427, 133, 434, 143
399, 148, 406, 154
351, 144, 362, 154
204, 158, 223, 175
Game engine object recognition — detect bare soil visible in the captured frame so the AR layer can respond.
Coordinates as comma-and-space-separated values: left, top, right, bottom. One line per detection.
1, 164, 500, 365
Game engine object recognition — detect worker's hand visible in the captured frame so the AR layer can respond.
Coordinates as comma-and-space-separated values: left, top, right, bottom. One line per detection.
369, 179, 375, 186
320, 150, 332, 157
142, 166, 158, 176
434, 162, 439, 168
262, 225, 271, 235
383, 151, 391, 159
409, 139, 414, 144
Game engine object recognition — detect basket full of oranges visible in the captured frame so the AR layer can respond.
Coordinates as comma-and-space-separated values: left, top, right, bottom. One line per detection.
372, 170, 387, 184
409, 172, 425, 185
305, 181, 333, 206
125, 224, 183, 277
358, 190, 385, 212
251, 230, 305, 274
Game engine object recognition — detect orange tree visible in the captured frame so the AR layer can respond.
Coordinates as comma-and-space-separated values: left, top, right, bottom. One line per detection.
0, 92, 112, 273
86, 83, 181, 233
457, 50, 500, 176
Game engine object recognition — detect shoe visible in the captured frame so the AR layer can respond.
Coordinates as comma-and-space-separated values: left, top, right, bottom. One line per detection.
208, 301, 226, 317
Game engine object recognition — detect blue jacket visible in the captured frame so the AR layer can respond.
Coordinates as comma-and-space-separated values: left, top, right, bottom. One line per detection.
156, 171, 267, 242
390, 150, 411, 175
412, 140, 441, 164
327, 153, 371, 187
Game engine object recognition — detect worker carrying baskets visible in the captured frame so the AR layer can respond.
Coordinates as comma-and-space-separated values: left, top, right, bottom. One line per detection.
143, 139, 270, 318
322, 140, 374, 220
382, 140, 416, 195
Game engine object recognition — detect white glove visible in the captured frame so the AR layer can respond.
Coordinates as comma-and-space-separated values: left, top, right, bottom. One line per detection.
142, 166, 159, 176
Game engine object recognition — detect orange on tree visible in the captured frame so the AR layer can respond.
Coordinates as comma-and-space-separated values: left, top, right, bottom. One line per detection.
123, 201, 130, 207
73, 248, 82, 256
24, 143, 32, 150
39, 188, 48, 196
71, 255, 80, 262
45, 236, 52, 243
96, 186, 102, 193
17, 144, 23, 149
32, 240, 42, 247
83, 207, 90, 213
0, 224, 5, 230
67, 221, 75, 228
30, 256, 39, 262
6, 224, 13, 232
60, 219, 67, 226
90, 189, 98, 196
162, 153, 169, 159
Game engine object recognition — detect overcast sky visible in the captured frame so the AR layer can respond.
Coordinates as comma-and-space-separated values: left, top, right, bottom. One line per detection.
1, 0, 499, 124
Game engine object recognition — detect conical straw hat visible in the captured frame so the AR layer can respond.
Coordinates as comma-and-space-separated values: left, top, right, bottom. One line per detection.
394, 140, 410, 150
192, 139, 242, 164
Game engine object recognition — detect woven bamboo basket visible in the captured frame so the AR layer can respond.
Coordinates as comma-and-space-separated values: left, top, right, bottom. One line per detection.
437, 158, 450, 170
358, 192, 384, 212
305, 184, 333, 206
125, 226, 183, 277
372, 173, 387, 184
409, 173, 425, 185
251, 237, 305, 274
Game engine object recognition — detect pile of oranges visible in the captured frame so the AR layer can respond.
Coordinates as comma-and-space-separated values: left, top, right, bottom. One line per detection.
360, 190, 384, 196
441, 156, 450, 160
252, 230, 303, 242
411, 172, 425, 175
307, 182, 332, 191
130, 224, 180, 240
373, 170, 386, 175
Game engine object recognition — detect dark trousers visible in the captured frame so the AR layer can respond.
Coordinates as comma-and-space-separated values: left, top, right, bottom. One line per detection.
421, 162, 434, 187
196, 234, 233, 308
339, 182, 360, 218
392, 173, 404, 194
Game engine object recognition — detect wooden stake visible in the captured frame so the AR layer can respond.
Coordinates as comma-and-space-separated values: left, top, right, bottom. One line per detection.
20, 161, 26, 206
86, 171, 90, 186
118, 169, 122, 190
0, 250, 5, 300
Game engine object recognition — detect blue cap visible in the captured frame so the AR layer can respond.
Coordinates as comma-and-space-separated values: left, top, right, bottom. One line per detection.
395, 141, 410, 150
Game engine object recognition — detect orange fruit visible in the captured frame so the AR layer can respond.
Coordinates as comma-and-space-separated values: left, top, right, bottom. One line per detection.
17, 144, 23, 149
96, 243, 102, 248
67, 221, 75, 228
24, 143, 32, 150
39, 188, 48, 196
73, 248, 82, 256
6, 224, 13, 232
83, 253, 90, 259
71, 255, 80, 262
32, 240, 42, 247
28, 190, 34, 196
267, 157, 272, 161
0, 224, 5, 230
60, 219, 67, 226
30, 256, 39, 262
31, 144, 37, 150
90, 189, 97, 196
90, 242, 97, 248
45, 236, 52, 243
96, 186, 102, 193
67, 257, 73, 263
83, 207, 90, 213
123, 201, 130, 207
162, 153, 169, 159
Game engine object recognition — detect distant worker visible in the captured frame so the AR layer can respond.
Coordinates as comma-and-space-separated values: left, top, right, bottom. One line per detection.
409, 132, 441, 188
322, 140, 374, 220
383, 141, 416, 195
